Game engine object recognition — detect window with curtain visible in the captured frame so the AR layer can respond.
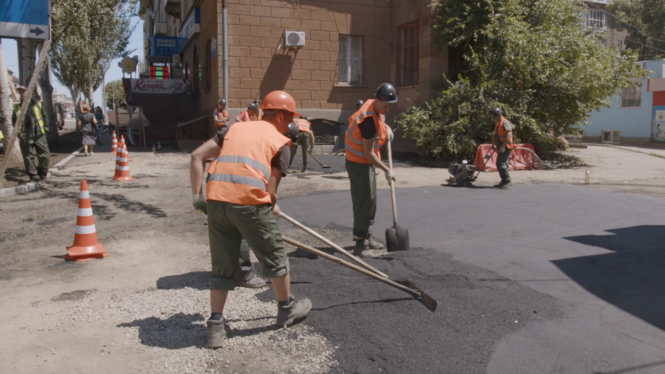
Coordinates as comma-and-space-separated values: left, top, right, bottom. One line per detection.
337, 35, 363, 86
621, 83, 641, 108
586, 10, 606, 29
398, 23, 419, 86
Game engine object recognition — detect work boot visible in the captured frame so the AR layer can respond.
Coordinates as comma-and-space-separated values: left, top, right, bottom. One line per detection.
301, 164, 307, 173
237, 277, 266, 289
206, 317, 231, 349
353, 239, 385, 258
366, 233, 385, 250
277, 295, 312, 327
494, 180, 512, 189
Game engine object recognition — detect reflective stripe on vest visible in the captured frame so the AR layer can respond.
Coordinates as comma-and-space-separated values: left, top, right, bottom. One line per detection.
295, 119, 311, 134
206, 121, 290, 205
17, 101, 46, 137
344, 99, 387, 164
494, 118, 514, 149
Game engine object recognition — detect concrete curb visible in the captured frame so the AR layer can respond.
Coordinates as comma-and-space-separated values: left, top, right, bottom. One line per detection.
0, 146, 83, 199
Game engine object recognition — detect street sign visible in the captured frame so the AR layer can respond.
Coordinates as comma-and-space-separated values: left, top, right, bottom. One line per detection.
0, 0, 50, 40
103, 93, 108, 100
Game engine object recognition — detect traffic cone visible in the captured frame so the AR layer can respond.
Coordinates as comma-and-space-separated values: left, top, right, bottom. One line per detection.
120, 136, 132, 162
113, 139, 134, 181
110, 131, 118, 154
63, 180, 109, 262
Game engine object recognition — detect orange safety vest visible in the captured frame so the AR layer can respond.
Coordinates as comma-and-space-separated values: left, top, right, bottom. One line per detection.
206, 121, 290, 205
238, 110, 259, 122
295, 118, 311, 135
345, 99, 387, 164
493, 118, 514, 149
214, 109, 229, 128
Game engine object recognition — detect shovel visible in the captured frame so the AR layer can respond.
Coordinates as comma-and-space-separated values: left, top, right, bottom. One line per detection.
283, 236, 437, 312
278, 212, 388, 278
385, 141, 410, 252
309, 151, 331, 168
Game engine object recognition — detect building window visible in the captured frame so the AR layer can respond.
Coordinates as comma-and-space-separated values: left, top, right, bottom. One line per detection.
398, 23, 419, 86
586, 10, 606, 29
617, 40, 623, 50
621, 82, 641, 108
338, 35, 363, 86
204, 39, 211, 92
602, 39, 607, 47
192, 45, 199, 93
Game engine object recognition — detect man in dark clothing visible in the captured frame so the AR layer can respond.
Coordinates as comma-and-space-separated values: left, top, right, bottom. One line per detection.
491, 108, 514, 189
12, 86, 50, 181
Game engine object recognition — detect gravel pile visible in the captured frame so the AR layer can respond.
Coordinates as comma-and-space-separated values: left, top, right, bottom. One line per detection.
54, 285, 337, 374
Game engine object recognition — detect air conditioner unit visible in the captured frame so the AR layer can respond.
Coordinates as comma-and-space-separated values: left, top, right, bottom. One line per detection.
601, 130, 621, 144
284, 31, 306, 48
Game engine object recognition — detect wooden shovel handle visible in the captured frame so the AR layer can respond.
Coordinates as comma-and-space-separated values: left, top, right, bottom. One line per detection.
387, 141, 398, 225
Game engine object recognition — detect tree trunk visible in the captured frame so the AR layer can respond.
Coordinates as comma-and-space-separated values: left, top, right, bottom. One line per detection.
0, 42, 22, 161
38, 55, 59, 141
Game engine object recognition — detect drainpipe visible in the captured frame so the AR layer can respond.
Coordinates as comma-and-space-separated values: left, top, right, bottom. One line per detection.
222, 0, 228, 102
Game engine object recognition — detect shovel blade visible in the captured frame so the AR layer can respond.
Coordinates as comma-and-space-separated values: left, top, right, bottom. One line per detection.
401, 280, 438, 312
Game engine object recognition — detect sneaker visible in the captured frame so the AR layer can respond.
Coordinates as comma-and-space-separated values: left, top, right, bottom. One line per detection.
237, 277, 266, 289
277, 296, 312, 327
353, 240, 385, 258
206, 318, 231, 349
30, 175, 40, 182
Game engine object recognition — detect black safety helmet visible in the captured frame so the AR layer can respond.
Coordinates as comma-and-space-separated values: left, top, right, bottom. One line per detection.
374, 83, 398, 104
286, 122, 298, 142
248, 103, 258, 111
300, 115, 307, 120
253, 99, 260, 105
490, 108, 502, 117
219, 99, 226, 105
355, 100, 364, 109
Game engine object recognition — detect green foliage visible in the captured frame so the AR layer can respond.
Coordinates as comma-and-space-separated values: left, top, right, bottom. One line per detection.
103, 80, 127, 108
608, 0, 665, 60
395, 0, 647, 160
50, 0, 137, 105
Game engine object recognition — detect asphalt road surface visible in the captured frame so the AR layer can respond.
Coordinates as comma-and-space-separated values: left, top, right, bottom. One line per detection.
277, 183, 665, 374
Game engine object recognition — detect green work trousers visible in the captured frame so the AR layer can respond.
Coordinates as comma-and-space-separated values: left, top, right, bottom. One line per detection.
19, 134, 50, 177
289, 132, 310, 166
496, 148, 512, 182
207, 200, 289, 290
345, 160, 376, 238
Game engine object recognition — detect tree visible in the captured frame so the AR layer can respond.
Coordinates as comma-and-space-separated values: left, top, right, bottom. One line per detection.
608, 0, 665, 61
49, 0, 136, 119
395, 0, 646, 160
104, 80, 127, 109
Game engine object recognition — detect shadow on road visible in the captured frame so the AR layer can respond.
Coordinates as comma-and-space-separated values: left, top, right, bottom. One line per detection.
117, 313, 206, 349
157, 271, 208, 290
557, 225, 665, 330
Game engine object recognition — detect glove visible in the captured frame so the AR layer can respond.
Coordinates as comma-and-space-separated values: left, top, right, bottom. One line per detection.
193, 194, 208, 215
385, 170, 396, 184
386, 125, 394, 142
499, 145, 506, 154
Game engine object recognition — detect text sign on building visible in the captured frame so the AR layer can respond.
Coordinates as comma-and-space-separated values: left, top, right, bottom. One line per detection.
148, 36, 187, 57
130, 79, 187, 94
178, 7, 200, 41
0, 0, 50, 40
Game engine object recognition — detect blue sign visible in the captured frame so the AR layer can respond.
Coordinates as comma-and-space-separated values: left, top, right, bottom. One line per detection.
178, 8, 200, 40
148, 36, 187, 58
0, 0, 50, 40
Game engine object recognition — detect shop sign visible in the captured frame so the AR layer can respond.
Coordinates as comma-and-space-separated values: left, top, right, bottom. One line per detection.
130, 79, 187, 94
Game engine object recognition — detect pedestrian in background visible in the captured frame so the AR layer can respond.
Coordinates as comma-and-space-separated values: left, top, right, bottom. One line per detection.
94, 106, 105, 145
77, 103, 98, 156
12, 86, 50, 181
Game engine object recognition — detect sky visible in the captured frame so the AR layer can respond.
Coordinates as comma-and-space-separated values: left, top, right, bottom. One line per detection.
1, 16, 145, 106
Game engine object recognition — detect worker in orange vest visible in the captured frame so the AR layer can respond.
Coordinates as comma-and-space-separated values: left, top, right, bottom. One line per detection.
190, 90, 309, 349
491, 108, 514, 189
253, 99, 263, 119
289, 115, 315, 172
345, 83, 396, 258
235, 102, 259, 122
213, 99, 229, 128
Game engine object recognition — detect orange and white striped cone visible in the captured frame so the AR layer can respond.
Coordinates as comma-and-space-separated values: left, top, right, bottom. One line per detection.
63, 180, 109, 262
120, 136, 132, 162
113, 139, 134, 181
110, 131, 118, 154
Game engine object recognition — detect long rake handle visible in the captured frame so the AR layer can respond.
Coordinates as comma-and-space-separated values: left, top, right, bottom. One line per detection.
279, 212, 388, 278
387, 141, 398, 225
283, 236, 420, 298
309, 152, 329, 167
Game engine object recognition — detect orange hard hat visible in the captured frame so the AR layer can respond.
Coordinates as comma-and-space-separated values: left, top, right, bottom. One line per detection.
261, 91, 301, 116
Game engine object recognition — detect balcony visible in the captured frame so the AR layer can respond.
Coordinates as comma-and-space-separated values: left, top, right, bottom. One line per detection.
164, 0, 181, 18
154, 22, 167, 36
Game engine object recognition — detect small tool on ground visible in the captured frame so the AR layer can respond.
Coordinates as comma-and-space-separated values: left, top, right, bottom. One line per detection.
278, 212, 388, 277
283, 236, 437, 312
309, 152, 331, 168
385, 141, 410, 252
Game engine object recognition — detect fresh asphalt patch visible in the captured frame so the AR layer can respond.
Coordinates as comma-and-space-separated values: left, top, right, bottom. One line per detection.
276, 183, 665, 373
